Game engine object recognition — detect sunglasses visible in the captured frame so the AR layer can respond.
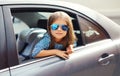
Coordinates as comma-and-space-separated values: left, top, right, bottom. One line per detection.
51, 24, 69, 31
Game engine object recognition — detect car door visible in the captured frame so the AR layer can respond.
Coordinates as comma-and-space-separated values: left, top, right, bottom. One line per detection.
67, 15, 118, 76
0, 6, 10, 76
3, 4, 119, 76
65, 40, 117, 76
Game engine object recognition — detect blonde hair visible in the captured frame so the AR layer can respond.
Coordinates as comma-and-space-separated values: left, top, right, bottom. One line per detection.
47, 11, 77, 49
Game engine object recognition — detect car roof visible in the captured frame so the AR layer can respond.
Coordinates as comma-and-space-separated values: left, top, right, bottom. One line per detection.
1, 0, 118, 26
0, 0, 82, 9
0, 0, 77, 6
0, 0, 98, 19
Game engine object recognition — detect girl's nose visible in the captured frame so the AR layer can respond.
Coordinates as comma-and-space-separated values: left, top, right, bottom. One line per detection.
57, 26, 62, 30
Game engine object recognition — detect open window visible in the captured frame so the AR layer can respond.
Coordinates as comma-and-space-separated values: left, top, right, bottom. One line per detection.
11, 8, 82, 63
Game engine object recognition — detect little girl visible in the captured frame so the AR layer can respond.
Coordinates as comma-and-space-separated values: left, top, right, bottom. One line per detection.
32, 11, 77, 59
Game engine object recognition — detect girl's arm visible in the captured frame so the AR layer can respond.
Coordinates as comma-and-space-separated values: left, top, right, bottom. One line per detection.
35, 49, 69, 60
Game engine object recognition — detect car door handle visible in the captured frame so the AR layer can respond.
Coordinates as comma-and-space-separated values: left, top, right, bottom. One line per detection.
98, 53, 115, 66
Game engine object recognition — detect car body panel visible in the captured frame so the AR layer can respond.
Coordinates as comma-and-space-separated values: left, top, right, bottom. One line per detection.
0, 6, 8, 70
0, 6, 10, 76
0, 1, 120, 76
69, 39, 117, 76
2, 6, 19, 67
0, 68, 10, 76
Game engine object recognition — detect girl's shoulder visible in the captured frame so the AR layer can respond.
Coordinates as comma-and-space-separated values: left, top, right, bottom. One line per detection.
44, 32, 50, 38
36, 32, 51, 46
40, 32, 51, 41
43, 33, 50, 39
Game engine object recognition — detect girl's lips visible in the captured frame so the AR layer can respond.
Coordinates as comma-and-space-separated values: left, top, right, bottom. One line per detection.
56, 32, 62, 34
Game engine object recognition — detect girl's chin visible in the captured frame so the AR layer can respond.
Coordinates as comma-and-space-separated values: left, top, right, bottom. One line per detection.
55, 35, 64, 38
55, 37, 64, 41
56, 37, 63, 40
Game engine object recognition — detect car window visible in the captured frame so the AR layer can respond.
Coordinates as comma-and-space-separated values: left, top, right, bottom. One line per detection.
38, 12, 52, 19
12, 17, 29, 34
78, 16, 109, 44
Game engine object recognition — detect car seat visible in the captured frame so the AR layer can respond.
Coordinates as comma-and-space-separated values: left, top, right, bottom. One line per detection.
17, 28, 47, 61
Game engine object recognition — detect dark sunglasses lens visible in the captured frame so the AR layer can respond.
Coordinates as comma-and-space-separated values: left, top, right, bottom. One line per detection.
51, 24, 59, 30
62, 25, 68, 31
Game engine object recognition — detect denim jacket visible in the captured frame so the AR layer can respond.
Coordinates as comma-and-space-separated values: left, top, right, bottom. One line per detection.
32, 33, 76, 58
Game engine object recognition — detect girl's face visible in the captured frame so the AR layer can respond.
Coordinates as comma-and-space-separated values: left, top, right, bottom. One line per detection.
50, 18, 68, 42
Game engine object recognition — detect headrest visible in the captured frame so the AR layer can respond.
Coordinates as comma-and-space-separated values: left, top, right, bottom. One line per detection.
19, 28, 46, 44
37, 19, 47, 29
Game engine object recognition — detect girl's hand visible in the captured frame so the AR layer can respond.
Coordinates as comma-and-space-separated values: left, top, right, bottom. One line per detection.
66, 45, 74, 54
54, 50, 69, 60
36, 49, 69, 59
